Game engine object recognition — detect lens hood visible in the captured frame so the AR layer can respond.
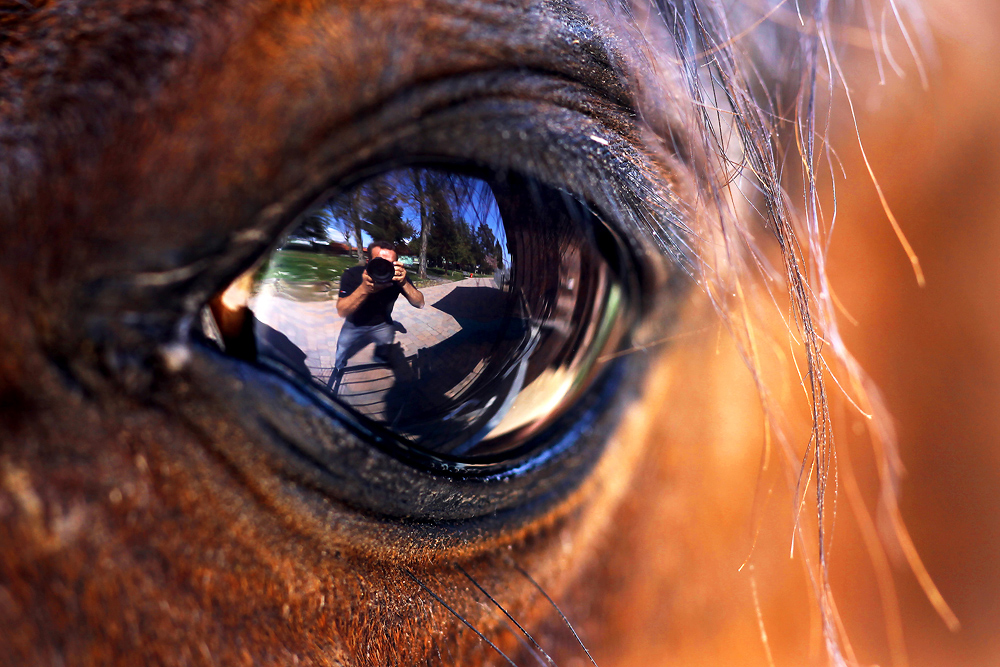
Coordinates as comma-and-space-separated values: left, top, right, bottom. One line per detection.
366, 257, 396, 284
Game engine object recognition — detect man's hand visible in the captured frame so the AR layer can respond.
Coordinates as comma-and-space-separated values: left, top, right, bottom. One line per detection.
364, 270, 392, 293
392, 262, 407, 284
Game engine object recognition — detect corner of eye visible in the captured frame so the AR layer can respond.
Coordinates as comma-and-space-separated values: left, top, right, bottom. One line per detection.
211, 269, 255, 333
194, 262, 264, 358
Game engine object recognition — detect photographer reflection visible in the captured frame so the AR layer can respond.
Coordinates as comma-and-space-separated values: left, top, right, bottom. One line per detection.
331, 240, 425, 390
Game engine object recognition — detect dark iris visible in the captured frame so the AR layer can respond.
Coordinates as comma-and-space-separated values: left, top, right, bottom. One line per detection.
203, 167, 634, 463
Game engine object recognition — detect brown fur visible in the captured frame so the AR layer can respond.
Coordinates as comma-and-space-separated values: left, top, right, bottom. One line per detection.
2, 0, 999, 665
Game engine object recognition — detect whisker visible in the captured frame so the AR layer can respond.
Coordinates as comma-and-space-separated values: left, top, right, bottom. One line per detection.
597, 326, 714, 363
402, 568, 520, 667
509, 560, 600, 667
455, 563, 558, 667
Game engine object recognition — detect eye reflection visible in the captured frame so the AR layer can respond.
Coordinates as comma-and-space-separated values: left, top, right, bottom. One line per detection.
207, 168, 632, 462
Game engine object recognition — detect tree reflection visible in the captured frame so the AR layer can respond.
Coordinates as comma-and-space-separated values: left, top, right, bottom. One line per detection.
283, 169, 511, 279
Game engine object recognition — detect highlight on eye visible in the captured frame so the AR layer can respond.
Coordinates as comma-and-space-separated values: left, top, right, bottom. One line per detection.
202, 167, 635, 464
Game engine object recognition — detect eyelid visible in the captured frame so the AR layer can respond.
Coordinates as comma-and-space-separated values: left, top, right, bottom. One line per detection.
168, 157, 684, 527
171, 338, 632, 525
239, 87, 683, 300
70, 68, 682, 325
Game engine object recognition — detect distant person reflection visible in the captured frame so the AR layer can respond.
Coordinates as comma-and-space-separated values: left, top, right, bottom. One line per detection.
331, 240, 425, 389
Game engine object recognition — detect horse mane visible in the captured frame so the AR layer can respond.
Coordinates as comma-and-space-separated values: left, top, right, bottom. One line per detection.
596, 0, 948, 663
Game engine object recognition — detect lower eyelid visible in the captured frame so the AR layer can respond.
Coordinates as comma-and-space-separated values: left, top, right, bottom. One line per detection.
167, 338, 632, 530
172, 164, 680, 527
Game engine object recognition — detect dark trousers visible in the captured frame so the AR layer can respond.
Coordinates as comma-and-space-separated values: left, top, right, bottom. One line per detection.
333, 320, 396, 372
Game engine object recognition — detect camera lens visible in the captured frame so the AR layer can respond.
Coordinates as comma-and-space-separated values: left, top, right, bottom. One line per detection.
366, 257, 395, 284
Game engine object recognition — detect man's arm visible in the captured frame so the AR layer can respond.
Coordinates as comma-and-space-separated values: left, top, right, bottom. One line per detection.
401, 280, 425, 308
337, 270, 388, 318
393, 262, 425, 309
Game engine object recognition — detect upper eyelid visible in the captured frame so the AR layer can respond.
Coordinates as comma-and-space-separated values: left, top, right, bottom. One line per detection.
3, 2, 647, 257
89, 83, 682, 319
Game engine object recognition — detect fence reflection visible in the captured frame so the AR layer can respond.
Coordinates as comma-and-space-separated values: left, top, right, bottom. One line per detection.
250, 272, 527, 445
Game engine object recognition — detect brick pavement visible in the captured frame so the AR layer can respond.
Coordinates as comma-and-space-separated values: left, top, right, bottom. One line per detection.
248, 277, 511, 433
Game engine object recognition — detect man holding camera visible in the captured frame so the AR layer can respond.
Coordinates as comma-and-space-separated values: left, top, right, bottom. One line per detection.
332, 240, 425, 381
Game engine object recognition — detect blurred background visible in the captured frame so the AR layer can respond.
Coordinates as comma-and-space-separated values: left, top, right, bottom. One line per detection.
586, 1, 1000, 665
828, 0, 1000, 663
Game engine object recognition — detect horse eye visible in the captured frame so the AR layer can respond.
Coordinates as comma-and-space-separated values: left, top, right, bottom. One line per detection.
202, 166, 635, 467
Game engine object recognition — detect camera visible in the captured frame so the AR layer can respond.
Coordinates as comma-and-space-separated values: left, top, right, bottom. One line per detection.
366, 257, 396, 285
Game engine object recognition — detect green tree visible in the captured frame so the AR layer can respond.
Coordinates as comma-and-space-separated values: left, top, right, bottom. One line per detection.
360, 176, 414, 247
476, 221, 503, 270
289, 209, 330, 245
410, 170, 431, 279
426, 186, 474, 270
327, 189, 366, 262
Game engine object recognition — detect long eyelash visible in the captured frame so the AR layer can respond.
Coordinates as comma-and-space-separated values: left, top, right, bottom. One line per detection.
510, 560, 600, 667
402, 568, 521, 667
454, 563, 558, 667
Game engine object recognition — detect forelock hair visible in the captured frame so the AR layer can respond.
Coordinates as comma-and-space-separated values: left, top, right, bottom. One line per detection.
592, 0, 938, 663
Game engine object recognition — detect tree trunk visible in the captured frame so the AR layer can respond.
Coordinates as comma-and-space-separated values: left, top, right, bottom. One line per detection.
415, 173, 429, 279
353, 216, 364, 265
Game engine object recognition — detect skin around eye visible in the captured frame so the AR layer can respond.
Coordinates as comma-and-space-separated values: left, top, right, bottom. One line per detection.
20, 0, 995, 666
0, 0, 704, 660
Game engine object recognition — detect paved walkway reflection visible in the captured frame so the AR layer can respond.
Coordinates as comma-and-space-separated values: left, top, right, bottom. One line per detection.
249, 277, 516, 432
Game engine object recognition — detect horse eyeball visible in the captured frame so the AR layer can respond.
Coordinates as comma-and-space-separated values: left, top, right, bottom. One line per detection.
204, 166, 639, 468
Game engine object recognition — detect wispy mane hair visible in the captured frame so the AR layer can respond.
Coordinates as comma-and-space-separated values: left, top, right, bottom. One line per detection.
603, 0, 939, 663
